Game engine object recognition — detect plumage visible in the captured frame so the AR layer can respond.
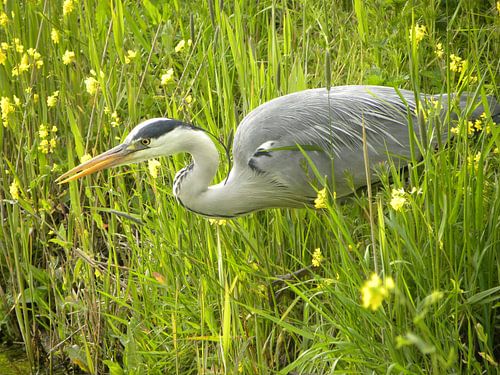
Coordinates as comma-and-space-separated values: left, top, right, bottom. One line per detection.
57, 85, 499, 218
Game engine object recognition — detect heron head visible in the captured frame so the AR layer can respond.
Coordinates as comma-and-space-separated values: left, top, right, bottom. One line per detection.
57, 118, 196, 184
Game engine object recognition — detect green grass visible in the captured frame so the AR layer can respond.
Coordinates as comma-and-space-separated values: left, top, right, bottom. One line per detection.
1, 0, 499, 373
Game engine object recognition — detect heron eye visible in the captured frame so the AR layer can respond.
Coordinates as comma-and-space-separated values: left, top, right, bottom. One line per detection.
140, 138, 151, 146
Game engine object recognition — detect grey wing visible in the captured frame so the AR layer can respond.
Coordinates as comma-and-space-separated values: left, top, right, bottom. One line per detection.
233, 86, 421, 198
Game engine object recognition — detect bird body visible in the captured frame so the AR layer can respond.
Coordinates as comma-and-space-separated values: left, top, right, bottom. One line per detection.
58, 86, 498, 218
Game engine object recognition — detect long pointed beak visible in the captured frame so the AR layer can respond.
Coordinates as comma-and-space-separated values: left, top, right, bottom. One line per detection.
56, 144, 134, 184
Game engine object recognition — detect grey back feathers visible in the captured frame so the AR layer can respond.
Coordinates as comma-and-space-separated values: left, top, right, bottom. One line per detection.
231, 86, 497, 200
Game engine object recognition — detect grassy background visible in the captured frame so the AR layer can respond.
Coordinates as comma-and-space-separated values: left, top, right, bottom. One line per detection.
1, 0, 499, 373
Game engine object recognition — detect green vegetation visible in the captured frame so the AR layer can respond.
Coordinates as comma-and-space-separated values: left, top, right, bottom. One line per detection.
1, 0, 499, 373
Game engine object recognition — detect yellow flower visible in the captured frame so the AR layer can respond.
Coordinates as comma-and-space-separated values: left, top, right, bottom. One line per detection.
38, 138, 49, 153
9, 180, 19, 200
1, 42, 9, 50
63, 0, 75, 16
174, 39, 186, 53
208, 218, 227, 226
434, 42, 444, 58
160, 68, 174, 86
390, 188, 406, 211
13, 38, 23, 53
34, 55, 43, 68
361, 273, 395, 311
467, 152, 481, 172
497, 1, 500, 14
314, 188, 327, 209
38, 123, 49, 138
84, 76, 99, 95
124, 50, 137, 64
148, 159, 161, 178
1, 96, 15, 126
494, 147, 499, 155
13, 95, 20, 106
47, 91, 59, 107
473, 118, 482, 131
12, 53, 30, 76
409, 23, 426, 45
467, 121, 475, 135
62, 50, 75, 65
185, 94, 193, 104
449, 54, 464, 73
312, 248, 323, 267
110, 111, 120, 127
0, 12, 8, 27
51, 28, 60, 44
0, 49, 6, 65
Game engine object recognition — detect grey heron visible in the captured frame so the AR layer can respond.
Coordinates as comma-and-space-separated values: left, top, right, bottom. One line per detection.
57, 85, 498, 217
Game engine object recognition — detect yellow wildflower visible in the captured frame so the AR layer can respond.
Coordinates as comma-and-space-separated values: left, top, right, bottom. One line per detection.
38, 124, 57, 153
208, 218, 227, 226
1, 96, 15, 126
34, 54, 43, 68
0, 49, 6, 65
449, 54, 464, 73
497, 1, 500, 14
63, 0, 75, 16
1, 42, 9, 50
390, 188, 406, 211
33, 94, 39, 103
12, 53, 30, 76
148, 159, 161, 178
51, 28, 60, 44
314, 188, 327, 209
409, 23, 426, 45
312, 248, 323, 267
361, 273, 395, 311
0, 12, 8, 27
38, 139, 49, 153
466, 121, 475, 135
13, 38, 23, 53
84, 76, 99, 95
434, 42, 443, 58
110, 111, 120, 127
160, 68, 174, 86
185, 94, 193, 104
124, 50, 137, 64
473, 118, 482, 131
38, 124, 49, 138
467, 152, 481, 172
174, 40, 186, 53
62, 50, 75, 65
47, 91, 59, 107
9, 180, 19, 200
13, 96, 20, 106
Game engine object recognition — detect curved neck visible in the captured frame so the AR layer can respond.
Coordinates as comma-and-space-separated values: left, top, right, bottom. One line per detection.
173, 130, 241, 217
173, 130, 219, 199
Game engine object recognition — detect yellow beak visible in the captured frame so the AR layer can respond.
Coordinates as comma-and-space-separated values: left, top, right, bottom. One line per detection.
56, 144, 133, 184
